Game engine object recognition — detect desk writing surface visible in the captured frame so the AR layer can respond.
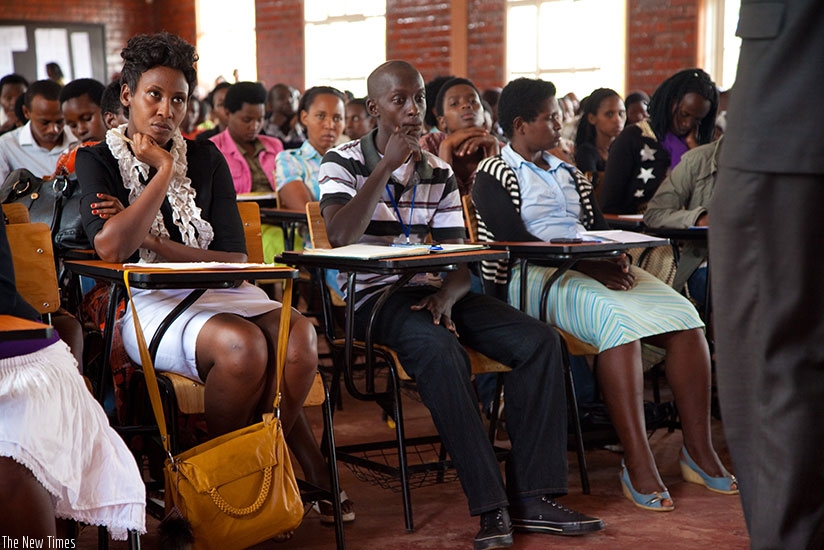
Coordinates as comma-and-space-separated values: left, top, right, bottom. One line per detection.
486, 236, 668, 256
279, 248, 508, 273
64, 260, 299, 289
0, 315, 54, 342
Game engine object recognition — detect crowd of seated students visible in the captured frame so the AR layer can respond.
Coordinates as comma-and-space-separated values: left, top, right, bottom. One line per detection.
0, 27, 735, 547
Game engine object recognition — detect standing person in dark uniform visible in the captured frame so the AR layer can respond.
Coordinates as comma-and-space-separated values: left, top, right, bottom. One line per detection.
710, 1, 824, 548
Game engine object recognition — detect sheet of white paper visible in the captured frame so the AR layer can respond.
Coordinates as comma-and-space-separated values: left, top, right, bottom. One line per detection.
302, 244, 431, 259
582, 230, 668, 244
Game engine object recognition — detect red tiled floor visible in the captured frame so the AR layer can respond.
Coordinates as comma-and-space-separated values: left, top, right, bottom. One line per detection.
76, 380, 747, 549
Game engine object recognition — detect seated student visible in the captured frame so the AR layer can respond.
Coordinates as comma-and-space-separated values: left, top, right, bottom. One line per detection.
262, 83, 305, 149
624, 91, 650, 125
210, 81, 284, 195
0, 73, 28, 135
180, 96, 201, 139
75, 32, 352, 530
600, 69, 718, 214
210, 81, 285, 263
59, 78, 107, 144
319, 60, 604, 550
418, 77, 500, 196
50, 78, 108, 180
0, 218, 146, 540
276, 86, 346, 210
573, 88, 626, 175
344, 97, 374, 141
0, 80, 75, 185
100, 80, 129, 130
195, 82, 230, 141
643, 136, 722, 309
472, 77, 737, 513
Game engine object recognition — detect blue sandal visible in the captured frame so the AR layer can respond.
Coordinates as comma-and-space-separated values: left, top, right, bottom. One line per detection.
679, 446, 739, 495
619, 460, 674, 512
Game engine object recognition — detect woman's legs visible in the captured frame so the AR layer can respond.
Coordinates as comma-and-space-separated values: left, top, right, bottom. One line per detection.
196, 308, 332, 491
249, 308, 332, 490
196, 313, 270, 436
0, 457, 57, 537
647, 328, 731, 480
597, 341, 672, 502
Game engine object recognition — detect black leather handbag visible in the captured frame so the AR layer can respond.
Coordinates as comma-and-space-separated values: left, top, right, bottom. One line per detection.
2, 168, 90, 251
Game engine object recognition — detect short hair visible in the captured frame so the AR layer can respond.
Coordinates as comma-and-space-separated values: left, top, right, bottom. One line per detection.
224, 81, 267, 113
0, 73, 29, 91
59, 78, 105, 106
100, 80, 123, 116
120, 32, 198, 100
424, 74, 455, 128
298, 86, 345, 115
648, 68, 718, 145
23, 79, 62, 109
497, 78, 557, 139
574, 88, 621, 148
205, 82, 231, 108
46, 62, 64, 80
14, 94, 25, 123
346, 97, 368, 111
624, 91, 650, 109
434, 77, 481, 117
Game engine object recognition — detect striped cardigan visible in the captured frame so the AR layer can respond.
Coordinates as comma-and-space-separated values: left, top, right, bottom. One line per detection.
473, 154, 606, 287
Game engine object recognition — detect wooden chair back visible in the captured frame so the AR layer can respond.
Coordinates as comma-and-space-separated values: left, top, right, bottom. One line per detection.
237, 201, 264, 263
461, 194, 478, 242
2, 203, 30, 224
306, 201, 332, 248
6, 222, 61, 315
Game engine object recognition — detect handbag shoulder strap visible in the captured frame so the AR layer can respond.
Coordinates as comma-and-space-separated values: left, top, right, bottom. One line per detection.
123, 270, 293, 455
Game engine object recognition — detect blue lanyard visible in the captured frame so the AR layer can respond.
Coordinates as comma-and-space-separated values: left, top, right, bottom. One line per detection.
385, 183, 416, 243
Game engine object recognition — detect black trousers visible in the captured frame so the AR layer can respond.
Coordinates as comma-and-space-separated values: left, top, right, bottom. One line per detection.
355, 287, 567, 515
710, 167, 824, 549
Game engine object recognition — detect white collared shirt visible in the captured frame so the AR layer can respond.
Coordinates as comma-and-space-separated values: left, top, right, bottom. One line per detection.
0, 122, 76, 188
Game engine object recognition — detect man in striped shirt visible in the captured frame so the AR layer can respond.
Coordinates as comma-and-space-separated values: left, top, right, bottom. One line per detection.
318, 60, 603, 550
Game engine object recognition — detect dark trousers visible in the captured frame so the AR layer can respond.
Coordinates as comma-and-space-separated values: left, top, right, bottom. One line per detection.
710, 167, 824, 549
354, 287, 568, 515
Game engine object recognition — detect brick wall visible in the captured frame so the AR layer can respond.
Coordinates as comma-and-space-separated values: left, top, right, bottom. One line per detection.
255, 0, 305, 90
626, 0, 700, 96
466, 0, 506, 91
5, 0, 703, 98
3, 0, 196, 81
385, 0, 452, 84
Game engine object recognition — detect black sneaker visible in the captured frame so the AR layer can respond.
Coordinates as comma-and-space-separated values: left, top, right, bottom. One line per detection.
473, 507, 514, 550
510, 496, 604, 535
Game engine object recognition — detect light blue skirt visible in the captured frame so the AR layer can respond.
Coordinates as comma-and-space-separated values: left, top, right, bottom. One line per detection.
508, 264, 704, 352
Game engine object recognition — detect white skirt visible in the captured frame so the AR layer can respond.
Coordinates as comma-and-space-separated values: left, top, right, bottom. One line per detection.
120, 282, 281, 381
0, 340, 146, 539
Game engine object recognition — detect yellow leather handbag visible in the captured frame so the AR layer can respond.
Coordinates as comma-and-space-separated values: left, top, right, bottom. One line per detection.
125, 272, 303, 549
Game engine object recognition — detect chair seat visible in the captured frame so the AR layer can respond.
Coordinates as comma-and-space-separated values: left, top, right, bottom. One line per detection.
331, 338, 510, 381
554, 327, 599, 356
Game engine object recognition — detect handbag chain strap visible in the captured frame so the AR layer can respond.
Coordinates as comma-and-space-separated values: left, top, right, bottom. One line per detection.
209, 465, 273, 516
123, 270, 294, 460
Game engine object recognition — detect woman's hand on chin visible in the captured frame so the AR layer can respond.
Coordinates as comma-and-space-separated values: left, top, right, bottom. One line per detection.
131, 132, 174, 171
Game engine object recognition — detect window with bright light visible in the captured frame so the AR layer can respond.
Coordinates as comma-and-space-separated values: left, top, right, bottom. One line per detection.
196, 0, 257, 92
703, 0, 741, 90
506, 0, 626, 99
304, 0, 386, 97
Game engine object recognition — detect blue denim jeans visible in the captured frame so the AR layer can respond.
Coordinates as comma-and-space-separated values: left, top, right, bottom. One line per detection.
354, 287, 568, 515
